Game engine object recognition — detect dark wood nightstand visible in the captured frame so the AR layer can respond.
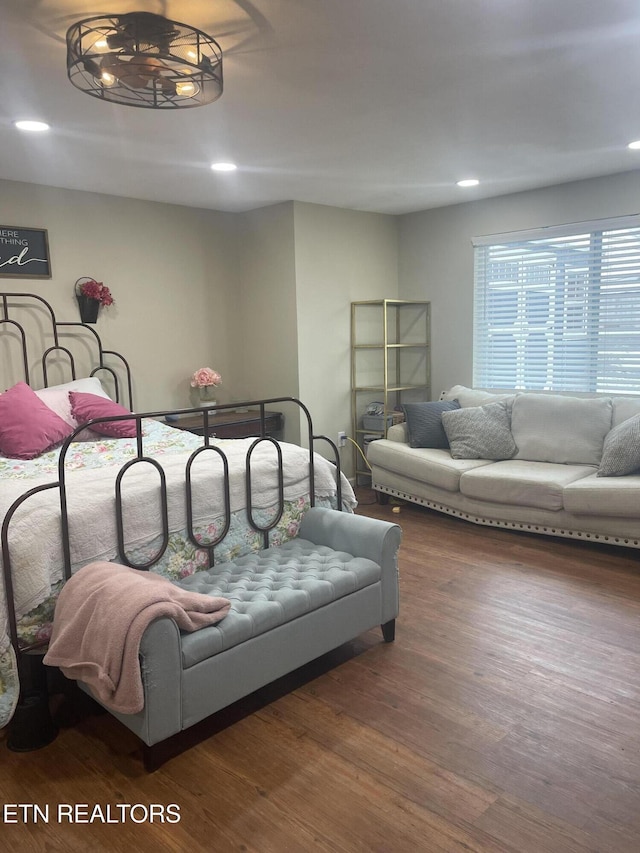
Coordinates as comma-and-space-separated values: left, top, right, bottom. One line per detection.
166, 409, 284, 440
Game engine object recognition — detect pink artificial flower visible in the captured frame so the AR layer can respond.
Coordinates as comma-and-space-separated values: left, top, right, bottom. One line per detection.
190, 367, 222, 388
79, 279, 114, 306
76, 278, 115, 307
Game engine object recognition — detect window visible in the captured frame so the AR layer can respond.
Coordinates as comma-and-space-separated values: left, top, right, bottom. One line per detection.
473, 216, 640, 394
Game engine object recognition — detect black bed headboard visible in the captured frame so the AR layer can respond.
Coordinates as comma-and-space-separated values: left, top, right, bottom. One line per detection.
0, 292, 133, 408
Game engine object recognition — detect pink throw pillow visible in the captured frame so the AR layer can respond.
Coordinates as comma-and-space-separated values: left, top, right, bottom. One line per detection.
0, 382, 74, 459
69, 392, 137, 438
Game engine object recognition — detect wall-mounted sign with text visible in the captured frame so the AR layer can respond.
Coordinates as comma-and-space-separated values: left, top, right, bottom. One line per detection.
0, 226, 51, 279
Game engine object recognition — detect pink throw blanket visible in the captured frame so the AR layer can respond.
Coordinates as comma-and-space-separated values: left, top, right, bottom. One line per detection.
43, 561, 231, 715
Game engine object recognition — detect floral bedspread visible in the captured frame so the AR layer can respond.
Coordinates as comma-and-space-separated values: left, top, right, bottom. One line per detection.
0, 419, 356, 727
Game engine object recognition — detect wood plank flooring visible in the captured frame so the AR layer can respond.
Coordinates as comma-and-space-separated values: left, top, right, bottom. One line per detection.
3, 491, 640, 852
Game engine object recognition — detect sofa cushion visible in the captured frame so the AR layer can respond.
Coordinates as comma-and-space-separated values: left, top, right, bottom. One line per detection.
597, 414, 640, 477
460, 461, 596, 511
564, 473, 640, 517
612, 397, 640, 428
442, 385, 515, 408
402, 400, 460, 448
511, 394, 612, 464
367, 439, 492, 492
441, 401, 517, 460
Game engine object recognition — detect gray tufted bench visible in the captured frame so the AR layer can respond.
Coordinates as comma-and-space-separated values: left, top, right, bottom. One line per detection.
79, 507, 401, 768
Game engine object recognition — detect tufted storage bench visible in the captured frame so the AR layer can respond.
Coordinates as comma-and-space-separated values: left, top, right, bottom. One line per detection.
79, 507, 401, 768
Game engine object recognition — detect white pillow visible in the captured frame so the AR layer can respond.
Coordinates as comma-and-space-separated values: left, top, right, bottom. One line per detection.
35, 377, 111, 428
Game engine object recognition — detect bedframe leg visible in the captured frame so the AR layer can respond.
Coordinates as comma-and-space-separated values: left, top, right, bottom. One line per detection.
381, 619, 395, 643
7, 651, 57, 752
376, 491, 390, 505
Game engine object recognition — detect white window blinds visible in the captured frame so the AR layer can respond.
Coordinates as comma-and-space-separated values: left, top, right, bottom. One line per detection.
473, 215, 640, 394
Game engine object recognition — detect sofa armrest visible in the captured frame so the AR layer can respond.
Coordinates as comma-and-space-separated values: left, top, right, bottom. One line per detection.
386, 423, 408, 443
299, 507, 401, 623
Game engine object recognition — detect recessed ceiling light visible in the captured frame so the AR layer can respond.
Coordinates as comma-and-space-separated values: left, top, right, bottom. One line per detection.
628, 140, 640, 150
14, 120, 50, 132
456, 178, 479, 187
211, 162, 237, 172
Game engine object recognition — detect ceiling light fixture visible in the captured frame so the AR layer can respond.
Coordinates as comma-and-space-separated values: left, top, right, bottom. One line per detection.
66, 12, 223, 109
456, 178, 479, 187
628, 140, 640, 150
211, 162, 237, 172
14, 120, 50, 132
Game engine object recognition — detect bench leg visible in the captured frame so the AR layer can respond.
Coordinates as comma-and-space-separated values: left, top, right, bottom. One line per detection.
143, 742, 168, 773
381, 619, 395, 643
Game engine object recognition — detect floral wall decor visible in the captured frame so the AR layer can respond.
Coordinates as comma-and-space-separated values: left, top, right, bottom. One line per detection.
75, 277, 114, 324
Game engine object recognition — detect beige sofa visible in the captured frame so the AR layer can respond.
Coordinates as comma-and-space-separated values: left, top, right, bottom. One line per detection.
367, 385, 640, 549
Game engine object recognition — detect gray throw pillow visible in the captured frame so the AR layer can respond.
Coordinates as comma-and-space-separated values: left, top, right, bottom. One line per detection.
441, 400, 517, 460
402, 400, 460, 448
597, 414, 640, 476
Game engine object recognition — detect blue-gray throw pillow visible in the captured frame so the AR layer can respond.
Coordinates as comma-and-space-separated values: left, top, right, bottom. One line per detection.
402, 400, 461, 448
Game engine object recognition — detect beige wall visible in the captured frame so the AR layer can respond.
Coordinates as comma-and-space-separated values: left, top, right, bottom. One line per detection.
398, 169, 640, 397
292, 201, 399, 473
13, 169, 635, 471
0, 178, 238, 411
233, 202, 300, 442
0, 183, 399, 465
230, 200, 399, 459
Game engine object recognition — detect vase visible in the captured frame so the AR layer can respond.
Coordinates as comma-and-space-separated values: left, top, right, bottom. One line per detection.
77, 294, 100, 324
198, 386, 217, 405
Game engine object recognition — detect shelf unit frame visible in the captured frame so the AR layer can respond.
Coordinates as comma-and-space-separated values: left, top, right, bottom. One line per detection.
351, 299, 431, 483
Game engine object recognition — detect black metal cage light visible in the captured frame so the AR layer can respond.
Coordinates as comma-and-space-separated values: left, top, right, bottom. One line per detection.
66, 12, 223, 109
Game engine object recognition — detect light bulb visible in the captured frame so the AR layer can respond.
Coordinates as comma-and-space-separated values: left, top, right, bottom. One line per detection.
456, 178, 479, 187
211, 162, 237, 172
176, 80, 199, 97
100, 71, 116, 87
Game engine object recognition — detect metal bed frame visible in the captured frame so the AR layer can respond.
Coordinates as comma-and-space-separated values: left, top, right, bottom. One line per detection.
0, 291, 134, 409
0, 293, 342, 752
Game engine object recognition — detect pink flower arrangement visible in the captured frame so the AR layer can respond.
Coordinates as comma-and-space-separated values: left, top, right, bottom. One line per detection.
190, 367, 222, 388
78, 278, 114, 306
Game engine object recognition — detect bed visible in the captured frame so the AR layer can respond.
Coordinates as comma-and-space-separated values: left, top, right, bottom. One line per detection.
0, 294, 354, 741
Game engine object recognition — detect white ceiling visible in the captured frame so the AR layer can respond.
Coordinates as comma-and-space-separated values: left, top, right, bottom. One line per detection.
2, 0, 640, 215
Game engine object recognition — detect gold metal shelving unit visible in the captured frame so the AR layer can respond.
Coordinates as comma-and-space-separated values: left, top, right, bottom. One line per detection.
351, 299, 431, 483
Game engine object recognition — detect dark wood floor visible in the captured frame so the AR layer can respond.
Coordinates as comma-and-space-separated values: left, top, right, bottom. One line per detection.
3, 491, 640, 852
